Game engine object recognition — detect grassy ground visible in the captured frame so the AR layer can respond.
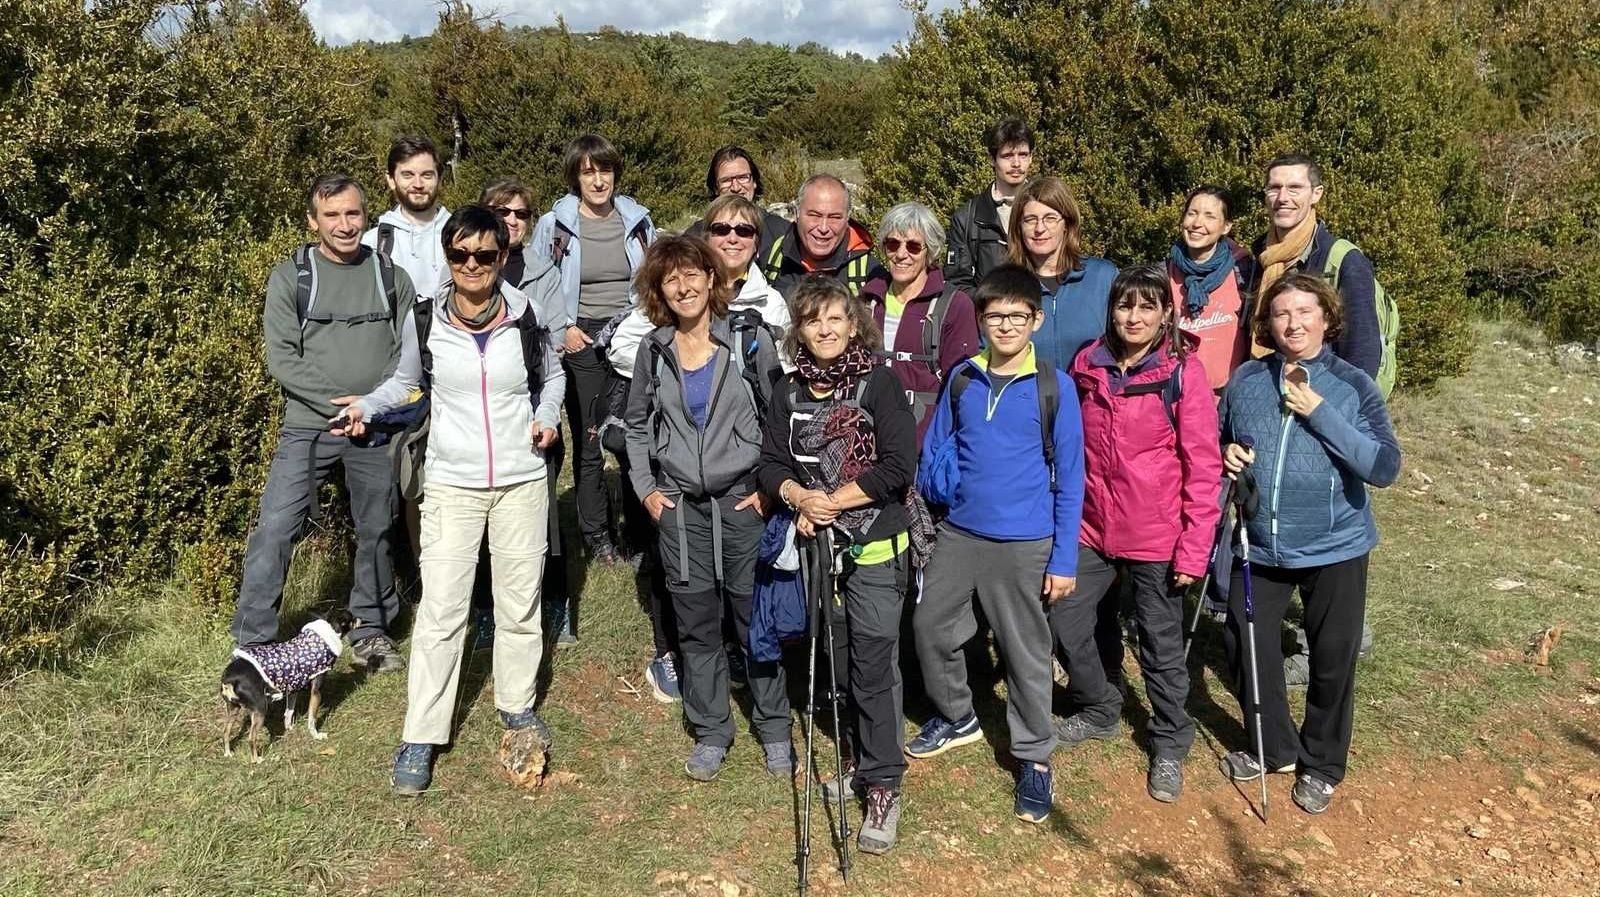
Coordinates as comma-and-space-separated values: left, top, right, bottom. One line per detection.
2, 322, 1597, 896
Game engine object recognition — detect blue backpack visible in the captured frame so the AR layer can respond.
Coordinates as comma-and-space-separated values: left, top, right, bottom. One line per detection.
919, 363, 1060, 508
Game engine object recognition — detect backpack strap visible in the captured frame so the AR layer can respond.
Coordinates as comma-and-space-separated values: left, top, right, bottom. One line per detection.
1323, 239, 1355, 286
1121, 358, 1185, 430
413, 298, 435, 390
376, 223, 395, 258
375, 250, 398, 336
727, 310, 772, 424
761, 235, 785, 284
291, 242, 317, 356
1035, 368, 1059, 491
515, 304, 547, 412
550, 229, 572, 267
946, 364, 974, 437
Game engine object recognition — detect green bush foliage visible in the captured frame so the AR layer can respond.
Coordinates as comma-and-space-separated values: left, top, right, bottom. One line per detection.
865, 0, 1479, 387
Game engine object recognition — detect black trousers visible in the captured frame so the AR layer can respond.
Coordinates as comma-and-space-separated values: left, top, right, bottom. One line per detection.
563, 317, 619, 544
1222, 553, 1368, 785
1049, 547, 1195, 758
829, 549, 910, 789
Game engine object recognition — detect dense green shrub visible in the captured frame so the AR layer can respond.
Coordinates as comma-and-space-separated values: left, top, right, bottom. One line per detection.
865, 0, 1478, 387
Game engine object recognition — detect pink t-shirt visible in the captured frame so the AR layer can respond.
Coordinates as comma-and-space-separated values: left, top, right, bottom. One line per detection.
1170, 262, 1249, 395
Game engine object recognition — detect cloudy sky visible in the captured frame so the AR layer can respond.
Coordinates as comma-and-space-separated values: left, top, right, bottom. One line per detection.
304, 0, 959, 57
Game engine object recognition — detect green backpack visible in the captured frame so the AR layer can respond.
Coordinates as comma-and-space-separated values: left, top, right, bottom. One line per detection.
1324, 239, 1399, 398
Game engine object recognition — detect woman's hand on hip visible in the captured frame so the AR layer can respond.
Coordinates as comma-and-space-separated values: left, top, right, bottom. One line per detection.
644, 490, 675, 522
563, 325, 593, 354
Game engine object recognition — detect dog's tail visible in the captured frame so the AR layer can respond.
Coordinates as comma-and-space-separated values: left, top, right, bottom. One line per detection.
220, 681, 239, 704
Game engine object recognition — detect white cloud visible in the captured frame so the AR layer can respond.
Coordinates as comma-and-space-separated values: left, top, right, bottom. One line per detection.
304, 0, 960, 57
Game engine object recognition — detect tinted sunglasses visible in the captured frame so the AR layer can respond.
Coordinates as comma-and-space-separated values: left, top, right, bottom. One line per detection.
444, 247, 502, 266
707, 221, 758, 239
883, 237, 924, 255
491, 205, 533, 221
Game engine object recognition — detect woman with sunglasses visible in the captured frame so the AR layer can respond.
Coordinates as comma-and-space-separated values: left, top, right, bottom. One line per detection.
530, 134, 657, 578
339, 204, 566, 795
857, 202, 979, 443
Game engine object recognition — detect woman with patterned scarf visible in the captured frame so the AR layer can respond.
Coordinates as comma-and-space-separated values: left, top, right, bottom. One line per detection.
758, 275, 934, 856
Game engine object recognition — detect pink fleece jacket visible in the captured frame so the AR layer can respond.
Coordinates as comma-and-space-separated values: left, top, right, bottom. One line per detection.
1071, 332, 1224, 577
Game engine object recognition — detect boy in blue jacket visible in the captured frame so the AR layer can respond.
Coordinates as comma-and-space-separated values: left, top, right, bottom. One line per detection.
910, 263, 1086, 823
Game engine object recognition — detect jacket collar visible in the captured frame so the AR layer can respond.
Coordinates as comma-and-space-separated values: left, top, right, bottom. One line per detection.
970, 342, 1040, 378
780, 218, 873, 270
552, 193, 650, 235
376, 205, 450, 234
859, 266, 947, 304
431, 279, 534, 325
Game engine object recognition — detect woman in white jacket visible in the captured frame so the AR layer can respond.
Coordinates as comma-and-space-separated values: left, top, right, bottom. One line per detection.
338, 204, 566, 796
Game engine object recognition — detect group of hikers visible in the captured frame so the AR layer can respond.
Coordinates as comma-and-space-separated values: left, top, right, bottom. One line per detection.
234, 118, 1401, 856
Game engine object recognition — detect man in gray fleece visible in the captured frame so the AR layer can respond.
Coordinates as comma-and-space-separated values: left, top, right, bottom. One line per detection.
230, 174, 415, 672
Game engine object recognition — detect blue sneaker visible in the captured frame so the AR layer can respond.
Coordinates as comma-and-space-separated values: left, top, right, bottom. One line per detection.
646, 652, 682, 704
1015, 762, 1052, 823
391, 742, 434, 796
498, 706, 551, 740
905, 711, 983, 759
545, 598, 577, 647
684, 742, 728, 782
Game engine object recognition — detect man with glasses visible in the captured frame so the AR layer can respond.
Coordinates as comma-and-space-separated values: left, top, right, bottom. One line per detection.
760, 173, 875, 299
231, 174, 416, 672
685, 145, 789, 262
363, 135, 451, 300
945, 117, 1036, 294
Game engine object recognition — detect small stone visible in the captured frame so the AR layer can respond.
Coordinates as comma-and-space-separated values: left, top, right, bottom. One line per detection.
1468, 826, 1489, 839
1523, 769, 1547, 789
1487, 847, 1512, 862
1351, 798, 1365, 817
1309, 826, 1337, 853
1283, 848, 1306, 866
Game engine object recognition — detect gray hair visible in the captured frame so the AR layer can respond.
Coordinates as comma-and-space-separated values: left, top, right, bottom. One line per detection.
305, 173, 367, 216
876, 201, 946, 269
795, 173, 850, 217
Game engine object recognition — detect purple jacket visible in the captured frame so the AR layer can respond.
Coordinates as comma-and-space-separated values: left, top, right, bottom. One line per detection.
860, 267, 980, 443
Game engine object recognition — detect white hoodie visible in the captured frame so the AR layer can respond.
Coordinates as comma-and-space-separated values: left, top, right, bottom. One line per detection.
362, 205, 451, 301
606, 265, 793, 377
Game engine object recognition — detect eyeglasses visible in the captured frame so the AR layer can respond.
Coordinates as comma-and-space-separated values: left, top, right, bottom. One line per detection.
491, 205, 532, 221
707, 221, 758, 239
882, 237, 924, 255
445, 247, 502, 266
1020, 214, 1064, 229
981, 311, 1036, 328
717, 173, 754, 189
1264, 185, 1310, 197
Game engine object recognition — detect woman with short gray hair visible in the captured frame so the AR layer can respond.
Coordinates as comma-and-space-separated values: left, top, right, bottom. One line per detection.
858, 201, 980, 442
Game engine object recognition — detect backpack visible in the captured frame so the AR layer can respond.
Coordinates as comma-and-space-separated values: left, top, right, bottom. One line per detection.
1324, 239, 1399, 398
781, 374, 873, 489
290, 242, 399, 355
919, 363, 1060, 507
1119, 358, 1185, 430
880, 283, 958, 425
393, 296, 548, 501
550, 222, 651, 268
375, 222, 396, 258
643, 322, 775, 456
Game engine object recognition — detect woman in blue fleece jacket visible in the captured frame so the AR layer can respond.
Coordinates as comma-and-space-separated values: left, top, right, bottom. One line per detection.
1215, 272, 1400, 817
1006, 176, 1118, 374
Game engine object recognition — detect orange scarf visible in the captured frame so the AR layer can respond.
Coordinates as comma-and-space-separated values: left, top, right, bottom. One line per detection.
1250, 215, 1318, 357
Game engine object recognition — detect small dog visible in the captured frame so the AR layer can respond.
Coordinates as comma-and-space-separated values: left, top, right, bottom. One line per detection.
221, 610, 356, 762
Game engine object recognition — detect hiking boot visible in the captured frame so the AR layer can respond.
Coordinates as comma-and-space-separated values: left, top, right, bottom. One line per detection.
645, 652, 681, 704
905, 711, 983, 759
762, 740, 795, 777
727, 645, 748, 691
352, 633, 405, 672
684, 742, 727, 782
546, 599, 577, 647
1292, 773, 1335, 815
1147, 757, 1184, 803
1284, 652, 1311, 690
858, 786, 901, 854
472, 607, 495, 652
391, 742, 434, 795
821, 768, 859, 803
1219, 750, 1295, 782
498, 706, 551, 739
587, 535, 621, 568
1053, 712, 1120, 748
1014, 762, 1052, 823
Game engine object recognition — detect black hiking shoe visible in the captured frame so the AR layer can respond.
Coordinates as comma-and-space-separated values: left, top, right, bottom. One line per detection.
1292, 773, 1335, 814
352, 633, 405, 672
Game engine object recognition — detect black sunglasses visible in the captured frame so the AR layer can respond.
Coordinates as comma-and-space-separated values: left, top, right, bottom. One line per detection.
707, 222, 758, 239
491, 205, 533, 221
444, 247, 502, 266
883, 237, 925, 255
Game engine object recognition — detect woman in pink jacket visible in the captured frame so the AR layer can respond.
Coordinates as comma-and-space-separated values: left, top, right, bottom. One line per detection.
1048, 263, 1222, 804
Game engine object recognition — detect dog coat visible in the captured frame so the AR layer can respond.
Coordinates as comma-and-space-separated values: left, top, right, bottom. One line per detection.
231, 619, 342, 698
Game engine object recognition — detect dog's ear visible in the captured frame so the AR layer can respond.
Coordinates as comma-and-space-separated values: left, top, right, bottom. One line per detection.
324, 609, 357, 635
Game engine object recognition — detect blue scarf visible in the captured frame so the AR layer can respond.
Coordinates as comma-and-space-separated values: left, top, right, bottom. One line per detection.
1168, 240, 1237, 315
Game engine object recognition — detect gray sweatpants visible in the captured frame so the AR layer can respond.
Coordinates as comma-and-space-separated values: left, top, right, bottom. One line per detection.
913, 524, 1057, 763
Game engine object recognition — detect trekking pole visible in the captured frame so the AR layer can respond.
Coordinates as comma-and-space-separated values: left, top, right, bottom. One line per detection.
796, 536, 821, 895
1184, 477, 1238, 662
817, 526, 851, 882
1232, 437, 1269, 823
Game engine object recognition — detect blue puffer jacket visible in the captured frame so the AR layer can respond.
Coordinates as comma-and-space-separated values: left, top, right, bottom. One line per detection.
1218, 346, 1400, 569
1033, 256, 1118, 374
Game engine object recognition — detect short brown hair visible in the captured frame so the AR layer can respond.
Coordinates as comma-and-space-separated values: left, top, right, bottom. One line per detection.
1007, 176, 1083, 274
635, 235, 731, 328
479, 176, 533, 210
562, 134, 624, 195
704, 194, 763, 235
1254, 271, 1344, 349
783, 275, 882, 360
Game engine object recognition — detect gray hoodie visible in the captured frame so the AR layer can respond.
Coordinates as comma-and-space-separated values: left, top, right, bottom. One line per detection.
623, 316, 780, 500
362, 205, 451, 300
263, 245, 415, 430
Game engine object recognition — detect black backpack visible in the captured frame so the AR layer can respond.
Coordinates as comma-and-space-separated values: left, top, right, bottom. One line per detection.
946, 364, 1061, 490
727, 308, 780, 424
880, 282, 958, 424
1120, 358, 1185, 430
290, 242, 399, 355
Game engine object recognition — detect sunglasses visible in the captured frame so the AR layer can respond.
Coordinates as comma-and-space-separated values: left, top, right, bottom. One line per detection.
707, 221, 758, 239
445, 247, 502, 266
491, 205, 533, 221
882, 237, 924, 255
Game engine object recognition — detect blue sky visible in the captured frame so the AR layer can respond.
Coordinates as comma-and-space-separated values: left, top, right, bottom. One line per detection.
304, 0, 959, 58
